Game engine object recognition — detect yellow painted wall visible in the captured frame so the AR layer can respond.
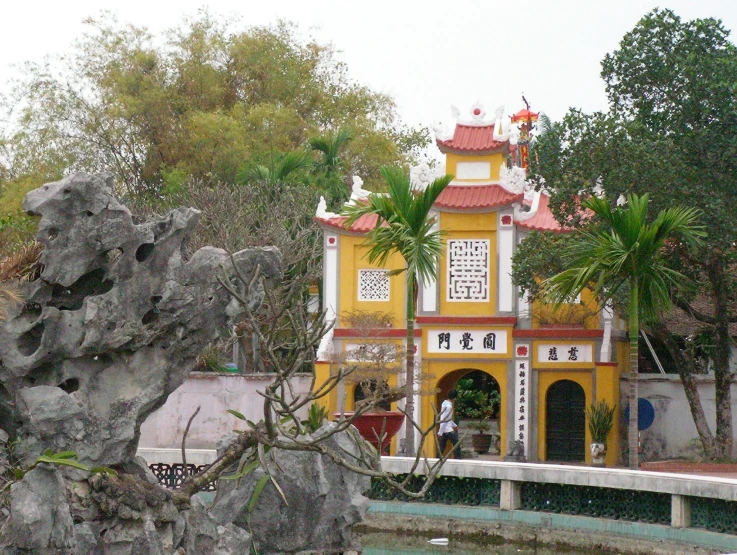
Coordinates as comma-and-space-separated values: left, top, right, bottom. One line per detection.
536, 370, 593, 464
530, 288, 600, 330
438, 212, 497, 316
445, 152, 506, 182
595, 364, 621, 467
422, 360, 508, 458
616, 340, 630, 372
338, 235, 405, 327
314, 361, 337, 413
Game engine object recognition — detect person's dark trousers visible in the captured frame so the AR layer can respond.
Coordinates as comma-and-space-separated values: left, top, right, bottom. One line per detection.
439, 431, 462, 459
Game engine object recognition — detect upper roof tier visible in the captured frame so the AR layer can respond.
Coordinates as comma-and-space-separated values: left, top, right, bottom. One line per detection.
436, 123, 509, 155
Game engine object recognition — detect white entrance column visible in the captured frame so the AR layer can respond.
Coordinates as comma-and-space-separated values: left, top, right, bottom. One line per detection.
421, 211, 440, 313
317, 232, 339, 361
498, 210, 515, 313
600, 304, 614, 362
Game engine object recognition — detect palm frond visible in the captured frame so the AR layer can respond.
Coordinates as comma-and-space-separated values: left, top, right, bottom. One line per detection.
0, 282, 23, 321
340, 165, 452, 288
543, 192, 703, 321
309, 128, 352, 171
276, 151, 312, 180
0, 241, 43, 282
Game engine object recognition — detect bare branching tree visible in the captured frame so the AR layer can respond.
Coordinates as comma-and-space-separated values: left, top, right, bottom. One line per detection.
176, 259, 450, 500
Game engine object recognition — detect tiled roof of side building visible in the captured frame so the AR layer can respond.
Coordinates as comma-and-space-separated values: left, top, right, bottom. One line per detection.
314, 212, 380, 233
436, 124, 508, 154
514, 193, 567, 232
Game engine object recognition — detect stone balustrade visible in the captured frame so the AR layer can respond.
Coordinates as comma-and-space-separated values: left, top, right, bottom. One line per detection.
381, 456, 737, 529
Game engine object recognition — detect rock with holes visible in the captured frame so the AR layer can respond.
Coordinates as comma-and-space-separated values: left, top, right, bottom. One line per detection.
209, 423, 371, 554
0, 172, 282, 470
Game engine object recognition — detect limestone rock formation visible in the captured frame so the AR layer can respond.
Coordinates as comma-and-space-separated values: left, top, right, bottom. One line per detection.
0, 174, 373, 554
1, 467, 75, 551
210, 423, 370, 554
0, 173, 281, 467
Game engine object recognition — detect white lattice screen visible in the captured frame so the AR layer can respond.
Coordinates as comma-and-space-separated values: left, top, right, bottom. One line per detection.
447, 240, 489, 301
358, 270, 390, 301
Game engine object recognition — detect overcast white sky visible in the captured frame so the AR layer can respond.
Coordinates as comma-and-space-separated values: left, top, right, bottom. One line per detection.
2, 0, 736, 132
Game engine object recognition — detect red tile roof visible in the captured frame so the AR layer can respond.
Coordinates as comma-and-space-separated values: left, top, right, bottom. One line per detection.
316, 185, 523, 232
315, 213, 380, 233
436, 124, 509, 154
515, 193, 565, 232
436, 185, 522, 210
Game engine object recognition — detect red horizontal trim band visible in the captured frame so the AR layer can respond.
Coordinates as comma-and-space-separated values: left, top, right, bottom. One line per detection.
416, 316, 517, 325
333, 328, 423, 338
596, 362, 618, 367
514, 329, 604, 338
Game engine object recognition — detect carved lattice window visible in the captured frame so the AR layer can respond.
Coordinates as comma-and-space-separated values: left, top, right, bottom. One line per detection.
447, 240, 489, 301
358, 270, 390, 301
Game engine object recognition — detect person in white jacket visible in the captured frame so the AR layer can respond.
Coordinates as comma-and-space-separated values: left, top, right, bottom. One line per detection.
438, 388, 462, 459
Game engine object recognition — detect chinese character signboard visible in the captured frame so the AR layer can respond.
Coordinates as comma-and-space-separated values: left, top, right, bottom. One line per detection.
514, 347, 530, 459
536, 343, 593, 364
427, 330, 508, 354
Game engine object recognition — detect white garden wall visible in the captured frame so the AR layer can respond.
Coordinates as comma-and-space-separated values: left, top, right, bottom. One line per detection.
626, 374, 737, 461
139, 372, 313, 450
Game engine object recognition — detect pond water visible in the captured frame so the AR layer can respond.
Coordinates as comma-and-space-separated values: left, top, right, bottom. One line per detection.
359, 532, 614, 555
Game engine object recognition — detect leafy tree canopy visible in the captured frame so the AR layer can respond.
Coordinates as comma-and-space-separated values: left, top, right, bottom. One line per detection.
516, 8, 737, 460
530, 9, 737, 251
0, 11, 429, 198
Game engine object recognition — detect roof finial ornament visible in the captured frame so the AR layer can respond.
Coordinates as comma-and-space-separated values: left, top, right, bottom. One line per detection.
470, 101, 486, 123
315, 195, 338, 219
346, 175, 370, 205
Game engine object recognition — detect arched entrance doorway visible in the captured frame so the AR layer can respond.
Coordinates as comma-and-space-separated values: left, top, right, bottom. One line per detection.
545, 379, 586, 462
436, 369, 501, 457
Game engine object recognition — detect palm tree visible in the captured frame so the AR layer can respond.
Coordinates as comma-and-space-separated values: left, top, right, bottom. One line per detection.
240, 150, 313, 189
541, 193, 703, 469
342, 166, 453, 457
310, 128, 353, 209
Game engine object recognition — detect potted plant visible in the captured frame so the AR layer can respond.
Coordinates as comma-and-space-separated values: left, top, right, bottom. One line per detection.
331, 311, 407, 454
456, 380, 500, 455
467, 419, 493, 454
586, 399, 616, 466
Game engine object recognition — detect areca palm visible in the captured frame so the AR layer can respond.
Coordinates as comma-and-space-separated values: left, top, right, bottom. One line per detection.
310, 128, 353, 209
541, 193, 703, 469
342, 166, 453, 457
309, 128, 352, 175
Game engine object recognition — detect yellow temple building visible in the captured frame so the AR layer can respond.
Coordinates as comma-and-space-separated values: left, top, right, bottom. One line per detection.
314, 103, 627, 466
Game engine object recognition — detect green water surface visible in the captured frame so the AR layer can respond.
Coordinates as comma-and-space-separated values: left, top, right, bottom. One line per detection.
359, 532, 616, 555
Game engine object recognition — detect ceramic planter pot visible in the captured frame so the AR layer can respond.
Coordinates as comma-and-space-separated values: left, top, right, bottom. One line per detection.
333, 411, 405, 454
590, 442, 607, 466
471, 433, 493, 454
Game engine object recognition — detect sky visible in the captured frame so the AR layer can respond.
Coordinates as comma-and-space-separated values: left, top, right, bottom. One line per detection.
2, 0, 736, 136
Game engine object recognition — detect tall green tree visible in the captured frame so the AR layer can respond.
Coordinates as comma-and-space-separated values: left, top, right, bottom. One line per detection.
0, 13, 428, 197
342, 167, 453, 457
541, 193, 703, 469
521, 8, 737, 460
